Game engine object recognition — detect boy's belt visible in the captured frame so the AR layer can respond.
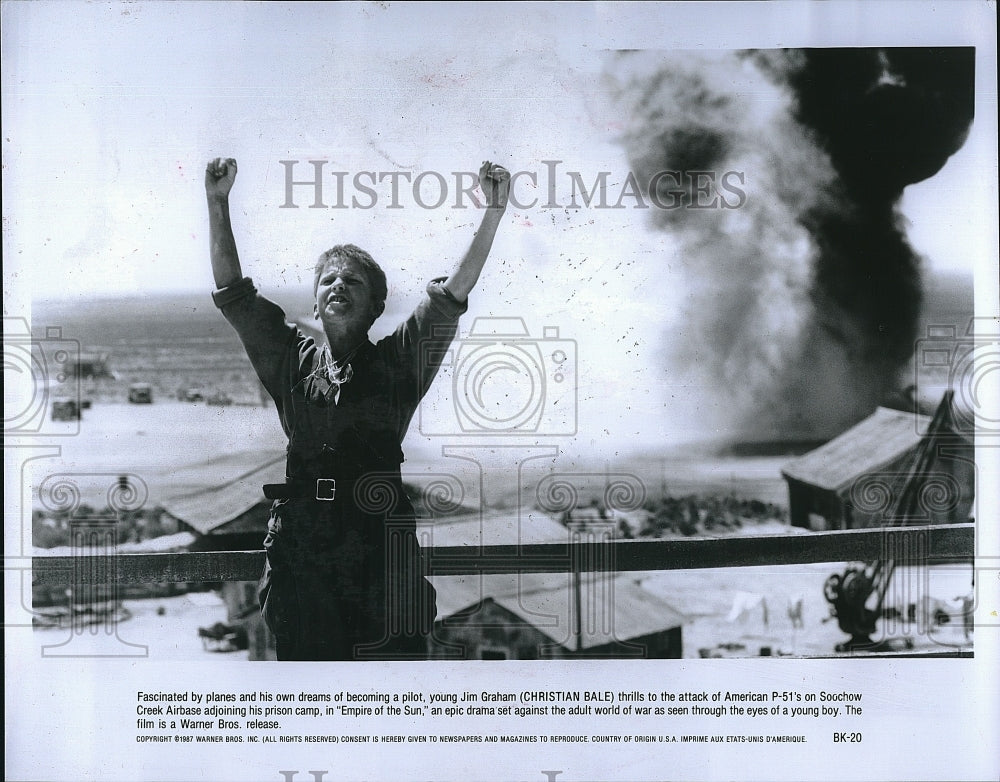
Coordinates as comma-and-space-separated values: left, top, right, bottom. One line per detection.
263, 478, 343, 501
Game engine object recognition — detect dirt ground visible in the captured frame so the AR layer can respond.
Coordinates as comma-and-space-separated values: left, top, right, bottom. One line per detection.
633, 519, 975, 658
31, 592, 249, 661
27, 402, 975, 660
29, 557, 974, 661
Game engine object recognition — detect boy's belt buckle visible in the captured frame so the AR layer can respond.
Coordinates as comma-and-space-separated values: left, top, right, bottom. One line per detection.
315, 478, 336, 501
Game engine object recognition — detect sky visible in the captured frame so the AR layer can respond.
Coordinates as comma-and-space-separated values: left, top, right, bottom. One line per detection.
3, 2, 995, 300
3, 1, 997, 448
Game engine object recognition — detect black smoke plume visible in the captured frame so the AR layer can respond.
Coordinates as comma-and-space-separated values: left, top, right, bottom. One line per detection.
606, 48, 975, 441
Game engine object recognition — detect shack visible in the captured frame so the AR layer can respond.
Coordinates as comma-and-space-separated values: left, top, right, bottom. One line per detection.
432, 573, 685, 659
160, 454, 284, 551
160, 453, 285, 660
428, 513, 686, 659
781, 391, 974, 531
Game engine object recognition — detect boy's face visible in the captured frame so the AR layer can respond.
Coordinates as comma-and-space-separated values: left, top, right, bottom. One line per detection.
314, 257, 383, 335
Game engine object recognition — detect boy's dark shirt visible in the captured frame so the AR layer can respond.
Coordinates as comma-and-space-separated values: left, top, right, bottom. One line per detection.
213, 275, 466, 660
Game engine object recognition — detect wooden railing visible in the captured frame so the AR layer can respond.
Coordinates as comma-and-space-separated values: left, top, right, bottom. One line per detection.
29, 523, 975, 585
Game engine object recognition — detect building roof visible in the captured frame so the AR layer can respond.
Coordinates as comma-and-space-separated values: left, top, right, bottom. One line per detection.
160, 452, 285, 536
432, 571, 686, 649
428, 509, 685, 647
780, 407, 931, 493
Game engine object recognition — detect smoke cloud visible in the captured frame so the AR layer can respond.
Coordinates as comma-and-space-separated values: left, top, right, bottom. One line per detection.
605, 48, 975, 441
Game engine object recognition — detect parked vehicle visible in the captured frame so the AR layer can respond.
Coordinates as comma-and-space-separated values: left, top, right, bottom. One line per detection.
51, 398, 81, 421
128, 383, 153, 404
207, 391, 233, 406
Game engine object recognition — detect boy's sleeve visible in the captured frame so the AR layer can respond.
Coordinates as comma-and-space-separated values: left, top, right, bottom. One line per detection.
212, 277, 298, 399
392, 277, 468, 399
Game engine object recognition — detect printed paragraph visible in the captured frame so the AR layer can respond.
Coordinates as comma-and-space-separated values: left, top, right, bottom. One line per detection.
133, 688, 865, 745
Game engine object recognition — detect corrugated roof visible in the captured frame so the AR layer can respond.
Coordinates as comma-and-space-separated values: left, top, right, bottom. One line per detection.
780, 407, 930, 492
428, 511, 682, 648
432, 572, 686, 649
160, 452, 285, 535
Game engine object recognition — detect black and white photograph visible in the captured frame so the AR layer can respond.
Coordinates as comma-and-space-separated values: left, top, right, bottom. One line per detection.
4, 2, 998, 780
